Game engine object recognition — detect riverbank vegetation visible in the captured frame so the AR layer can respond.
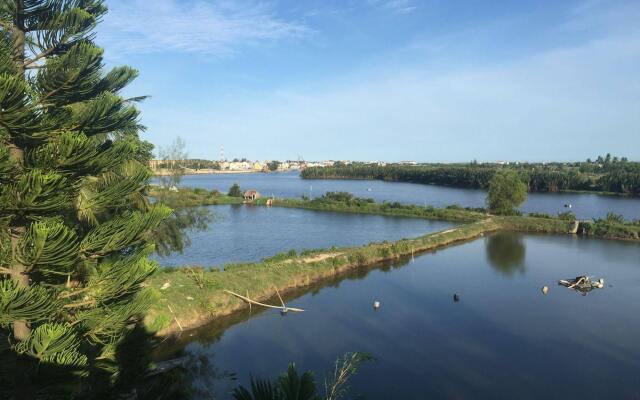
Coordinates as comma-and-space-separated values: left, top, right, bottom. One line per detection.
582, 213, 640, 241
149, 186, 247, 206
301, 157, 640, 195
277, 192, 486, 222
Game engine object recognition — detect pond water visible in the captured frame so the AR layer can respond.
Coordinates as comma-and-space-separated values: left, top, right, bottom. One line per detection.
155, 205, 454, 267
170, 172, 640, 220
157, 234, 640, 399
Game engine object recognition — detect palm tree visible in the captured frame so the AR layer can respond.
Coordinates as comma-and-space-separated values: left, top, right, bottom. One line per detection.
232, 364, 319, 400
232, 352, 373, 400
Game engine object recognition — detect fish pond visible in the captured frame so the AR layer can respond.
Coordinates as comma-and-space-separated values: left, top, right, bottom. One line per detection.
156, 205, 454, 267
172, 172, 640, 220
156, 233, 640, 399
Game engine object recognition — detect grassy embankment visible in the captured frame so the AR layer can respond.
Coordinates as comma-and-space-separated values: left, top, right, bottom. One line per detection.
146, 188, 617, 336
149, 186, 249, 206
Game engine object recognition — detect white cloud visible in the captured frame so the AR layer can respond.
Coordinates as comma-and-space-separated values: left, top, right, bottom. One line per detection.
99, 0, 310, 57
367, 0, 417, 14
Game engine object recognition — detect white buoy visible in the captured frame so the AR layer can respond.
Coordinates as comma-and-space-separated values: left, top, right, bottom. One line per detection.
373, 301, 380, 309
542, 286, 549, 295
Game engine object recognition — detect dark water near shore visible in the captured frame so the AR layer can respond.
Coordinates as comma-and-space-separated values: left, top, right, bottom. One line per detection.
156, 205, 453, 267
171, 172, 640, 220
157, 234, 640, 399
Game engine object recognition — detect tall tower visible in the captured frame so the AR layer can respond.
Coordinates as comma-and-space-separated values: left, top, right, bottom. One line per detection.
220, 145, 225, 162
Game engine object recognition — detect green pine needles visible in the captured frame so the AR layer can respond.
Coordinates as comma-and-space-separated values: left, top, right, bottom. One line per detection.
0, 0, 169, 394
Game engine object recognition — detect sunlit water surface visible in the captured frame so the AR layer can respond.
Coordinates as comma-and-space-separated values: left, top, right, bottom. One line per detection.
155, 205, 454, 267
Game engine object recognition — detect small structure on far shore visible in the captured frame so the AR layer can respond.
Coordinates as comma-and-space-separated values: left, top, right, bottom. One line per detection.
243, 190, 261, 201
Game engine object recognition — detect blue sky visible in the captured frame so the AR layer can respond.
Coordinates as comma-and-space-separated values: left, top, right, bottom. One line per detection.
97, 0, 640, 162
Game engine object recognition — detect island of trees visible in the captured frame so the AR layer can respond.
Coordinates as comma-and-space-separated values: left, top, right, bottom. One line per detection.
301, 156, 640, 195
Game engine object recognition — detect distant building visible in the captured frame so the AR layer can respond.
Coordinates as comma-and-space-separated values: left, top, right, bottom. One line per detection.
243, 190, 261, 201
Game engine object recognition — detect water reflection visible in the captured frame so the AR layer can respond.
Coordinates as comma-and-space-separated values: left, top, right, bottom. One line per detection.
153, 235, 640, 399
485, 233, 526, 276
155, 206, 452, 267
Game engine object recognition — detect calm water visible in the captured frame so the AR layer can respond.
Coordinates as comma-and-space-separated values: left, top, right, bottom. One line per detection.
158, 234, 640, 399
172, 172, 640, 220
156, 205, 454, 267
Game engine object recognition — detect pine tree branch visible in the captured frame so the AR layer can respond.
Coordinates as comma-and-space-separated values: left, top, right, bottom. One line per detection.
24, 46, 57, 68
58, 286, 91, 299
0, 267, 16, 275
63, 299, 96, 309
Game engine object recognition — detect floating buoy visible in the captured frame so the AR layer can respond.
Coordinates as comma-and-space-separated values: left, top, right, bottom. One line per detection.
280, 308, 288, 315
373, 301, 380, 309
453, 294, 460, 302
542, 286, 549, 295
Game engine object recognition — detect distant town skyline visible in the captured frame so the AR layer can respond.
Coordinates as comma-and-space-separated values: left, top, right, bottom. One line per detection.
98, 0, 640, 161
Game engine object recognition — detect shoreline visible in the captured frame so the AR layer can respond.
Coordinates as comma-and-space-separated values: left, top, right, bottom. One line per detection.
152, 169, 262, 176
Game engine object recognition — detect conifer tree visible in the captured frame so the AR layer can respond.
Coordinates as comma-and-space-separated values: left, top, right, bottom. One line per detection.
0, 0, 169, 394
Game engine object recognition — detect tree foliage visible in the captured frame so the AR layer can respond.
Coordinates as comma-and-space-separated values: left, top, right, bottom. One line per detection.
152, 137, 213, 257
486, 170, 528, 215
229, 183, 242, 197
0, 1, 168, 396
268, 160, 281, 172
301, 159, 640, 195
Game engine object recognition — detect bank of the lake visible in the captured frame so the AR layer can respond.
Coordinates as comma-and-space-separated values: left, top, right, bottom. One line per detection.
146, 215, 580, 335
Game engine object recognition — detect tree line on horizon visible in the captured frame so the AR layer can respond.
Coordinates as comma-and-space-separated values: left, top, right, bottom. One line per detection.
301, 157, 640, 195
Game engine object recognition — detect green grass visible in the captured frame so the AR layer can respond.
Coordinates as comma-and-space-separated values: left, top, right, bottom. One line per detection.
149, 187, 254, 207
274, 198, 486, 223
